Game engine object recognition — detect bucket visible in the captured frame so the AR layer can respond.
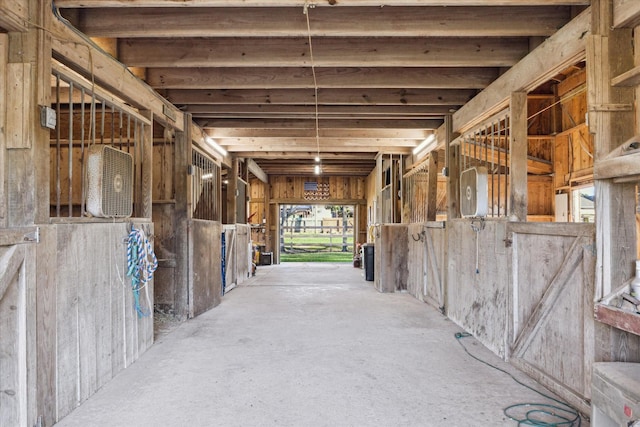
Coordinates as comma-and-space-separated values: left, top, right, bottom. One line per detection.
632, 282, 640, 299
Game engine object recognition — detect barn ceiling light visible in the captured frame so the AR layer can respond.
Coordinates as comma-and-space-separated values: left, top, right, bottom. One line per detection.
205, 136, 228, 157
412, 134, 437, 155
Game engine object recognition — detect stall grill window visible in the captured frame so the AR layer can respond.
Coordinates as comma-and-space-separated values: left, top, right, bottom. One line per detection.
50, 63, 149, 218
404, 164, 430, 223
458, 112, 511, 218
191, 148, 220, 221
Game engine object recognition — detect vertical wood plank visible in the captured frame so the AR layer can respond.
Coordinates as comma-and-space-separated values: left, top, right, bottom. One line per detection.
5, 63, 30, 149
140, 110, 153, 219
174, 114, 191, 319
227, 158, 238, 224
426, 152, 439, 221
35, 226, 56, 426
7, 149, 35, 228
55, 226, 79, 421
510, 91, 528, 222
445, 116, 460, 220
588, 1, 637, 301
0, 34, 7, 226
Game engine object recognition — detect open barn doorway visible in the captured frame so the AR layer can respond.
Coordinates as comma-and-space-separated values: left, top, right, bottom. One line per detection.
279, 205, 355, 263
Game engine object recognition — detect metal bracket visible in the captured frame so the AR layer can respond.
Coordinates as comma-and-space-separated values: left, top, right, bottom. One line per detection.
23, 227, 39, 243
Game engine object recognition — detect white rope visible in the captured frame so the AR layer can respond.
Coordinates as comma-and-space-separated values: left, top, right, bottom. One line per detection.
304, 3, 321, 162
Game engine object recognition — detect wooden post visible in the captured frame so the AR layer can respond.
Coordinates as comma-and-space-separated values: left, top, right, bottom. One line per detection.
140, 110, 153, 219
426, 151, 439, 221
226, 157, 238, 224
174, 113, 192, 319
588, 0, 637, 299
445, 116, 460, 220
509, 91, 528, 222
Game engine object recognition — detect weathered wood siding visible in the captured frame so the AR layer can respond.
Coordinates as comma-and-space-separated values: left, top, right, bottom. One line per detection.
447, 219, 511, 358
223, 224, 251, 292
190, 219, 222, 317
270, 175, 366, 203
406, 223, 446, 310
51, 222, 153, 422
508, 222, 596, 413
374, 224, 408, 293
0, 235, 37, 427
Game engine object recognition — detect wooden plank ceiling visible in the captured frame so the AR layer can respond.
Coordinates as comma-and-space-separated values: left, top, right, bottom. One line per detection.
55, 0, 588, 177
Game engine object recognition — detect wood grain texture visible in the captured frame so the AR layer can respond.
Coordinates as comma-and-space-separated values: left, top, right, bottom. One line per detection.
75, 6, 573, 38
613, 0, 640, 28
453, 8, 590, 133
146, 67, 498, 90
508, 92, 528, 221
35, 226, 57, 427
0, 244, 27, 427
163, 88, 477, 106
50, 18, 184, 131
54, 0, 590, 6
509, 224, 595, 413
0, 34, 6, 226
374, 224, 408, 293
190, 220, 222, 317
54, 222, 154, 422
120, 37, 527, 68
446, 219, 511, 358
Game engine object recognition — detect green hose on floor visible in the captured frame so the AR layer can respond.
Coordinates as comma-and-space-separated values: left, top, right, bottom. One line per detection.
454, 332, 582, 427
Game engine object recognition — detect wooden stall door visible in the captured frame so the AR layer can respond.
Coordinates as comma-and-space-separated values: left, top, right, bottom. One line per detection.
407, 223, 445, 311
190, 220, 222, 317
0, 231, 37, 427
509, 223, 595, 414
223, 225, 237, 292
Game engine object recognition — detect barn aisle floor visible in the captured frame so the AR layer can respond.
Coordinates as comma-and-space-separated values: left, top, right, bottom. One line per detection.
55, 263, 584, 427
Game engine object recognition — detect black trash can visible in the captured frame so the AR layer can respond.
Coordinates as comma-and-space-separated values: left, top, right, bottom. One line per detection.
363, 243, 375, 281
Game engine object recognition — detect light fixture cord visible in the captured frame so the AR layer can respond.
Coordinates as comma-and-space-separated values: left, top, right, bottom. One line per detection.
304, 3, 321, 162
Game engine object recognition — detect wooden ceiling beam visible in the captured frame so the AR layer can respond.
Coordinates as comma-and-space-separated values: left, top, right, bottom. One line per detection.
186, 104, 453, 118
613, 0, 640, 28
197, 118, 443, 129
221, 137, 419, 147
119, 37, 527, 68
245, 152, 378, 160
163, 88, 476, 106
227, 145, 413, 154
69, 6, 572, 38
452, 8, 590, 133
147, 67, 498, 90
55, 1, 590, 8
209, 128, 431, 139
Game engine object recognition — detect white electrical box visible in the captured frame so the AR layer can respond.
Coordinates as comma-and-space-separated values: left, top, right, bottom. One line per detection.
460, 166, 488, 218
40, 106, 57, 130
86, 145, 134, 218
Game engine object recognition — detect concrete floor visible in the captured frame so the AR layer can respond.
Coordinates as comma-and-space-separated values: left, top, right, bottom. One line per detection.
56, 263, 584, 427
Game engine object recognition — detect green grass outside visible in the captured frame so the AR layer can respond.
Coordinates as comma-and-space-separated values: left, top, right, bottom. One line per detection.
280, 252, 354, 263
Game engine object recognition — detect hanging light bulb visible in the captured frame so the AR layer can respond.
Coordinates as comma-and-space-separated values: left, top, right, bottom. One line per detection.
314, 164, 321, 175
315, 155, 320, 163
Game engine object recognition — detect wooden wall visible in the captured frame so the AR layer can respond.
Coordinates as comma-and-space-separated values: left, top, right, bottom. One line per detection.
446, 219, 512, 358
374, 224, 408, 293
406, 223, 446, 310
0, 233, 37, 427
508, 222, 596, 413
37, 222, 154, 424
269, 175, 367, 203
223, 223, 251, 293
191, 219, 222, 317
554, 68, 593, 189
